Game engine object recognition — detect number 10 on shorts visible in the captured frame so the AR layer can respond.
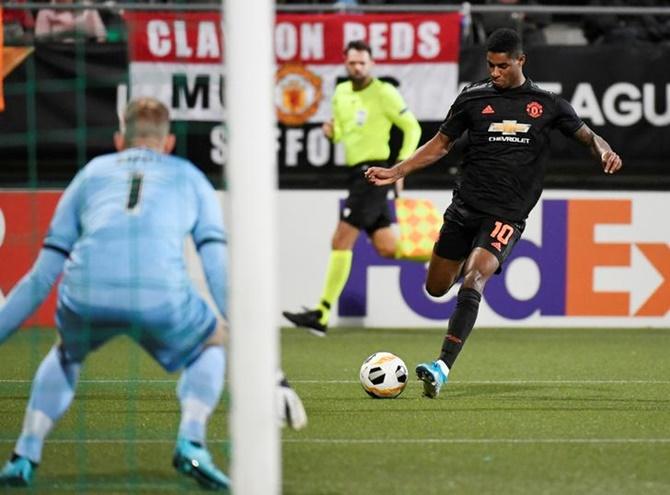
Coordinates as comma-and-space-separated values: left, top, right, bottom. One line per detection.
490, 221, 514, 245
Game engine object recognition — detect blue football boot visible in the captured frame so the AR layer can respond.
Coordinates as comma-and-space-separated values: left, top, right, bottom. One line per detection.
173, 439, 230, 491
415, 360, 449, 398
0, 455, 37, 487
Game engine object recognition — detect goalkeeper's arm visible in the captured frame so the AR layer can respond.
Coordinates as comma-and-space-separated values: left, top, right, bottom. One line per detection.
0, 247, 66, 344
198, 240, 228, 319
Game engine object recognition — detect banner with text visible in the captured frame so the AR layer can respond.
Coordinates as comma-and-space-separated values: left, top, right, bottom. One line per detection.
3, 190, 667, 328
124, 11, 461, 122
123, 11, 461, 183
1, 36, 669, 187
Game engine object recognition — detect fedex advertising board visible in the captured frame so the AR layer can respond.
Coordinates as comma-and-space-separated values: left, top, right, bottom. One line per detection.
279, 190, 669, 328
1, 190, 668, 328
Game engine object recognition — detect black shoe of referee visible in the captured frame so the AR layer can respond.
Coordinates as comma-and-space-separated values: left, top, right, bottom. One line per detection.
282, 308, 327, 337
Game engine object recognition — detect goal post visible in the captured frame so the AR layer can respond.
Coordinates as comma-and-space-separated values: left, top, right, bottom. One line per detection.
224, 0, 281, 493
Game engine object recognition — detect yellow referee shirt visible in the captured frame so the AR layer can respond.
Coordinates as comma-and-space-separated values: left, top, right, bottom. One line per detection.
331, 79, 421, 166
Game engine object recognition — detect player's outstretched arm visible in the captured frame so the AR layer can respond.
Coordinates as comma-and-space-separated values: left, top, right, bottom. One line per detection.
573, 124, 623, 175
365, 132, 453, 186
0, 248, 66, 344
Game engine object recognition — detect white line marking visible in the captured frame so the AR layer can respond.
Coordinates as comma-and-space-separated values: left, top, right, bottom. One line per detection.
46, 484, 185, 491
0, 379, 176, 384
0, 379, 669, 384
0, 438, 667, 445
282, 438, 670, 445
289, 379, 670, 385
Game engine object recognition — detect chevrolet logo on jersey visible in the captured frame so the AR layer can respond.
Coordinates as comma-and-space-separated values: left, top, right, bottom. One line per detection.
488, 120, 531, 144
488, 120, 531, 135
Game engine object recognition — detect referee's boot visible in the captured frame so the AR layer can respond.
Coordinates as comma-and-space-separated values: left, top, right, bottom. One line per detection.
415, 360, 449, 398
282, 307, 327, 337
173, 439, 230, 491
0, 454, 37, 487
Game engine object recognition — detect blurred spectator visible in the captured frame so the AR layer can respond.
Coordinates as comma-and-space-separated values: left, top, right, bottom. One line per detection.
35, 0, 107, 43
2, 0, 35, 44
96, 1, 127, 42
581, 0, 670, 45
473, 0, 551, 46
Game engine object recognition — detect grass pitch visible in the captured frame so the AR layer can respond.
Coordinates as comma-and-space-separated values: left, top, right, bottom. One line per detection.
0, 327, 669, 494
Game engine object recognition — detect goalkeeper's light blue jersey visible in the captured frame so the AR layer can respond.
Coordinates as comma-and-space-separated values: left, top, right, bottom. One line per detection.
46, 147, 226, 314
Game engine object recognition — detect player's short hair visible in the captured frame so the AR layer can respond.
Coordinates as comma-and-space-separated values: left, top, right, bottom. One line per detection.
486, 28, 523, 57
121, 97, 170, 142
344, 40, 372, 57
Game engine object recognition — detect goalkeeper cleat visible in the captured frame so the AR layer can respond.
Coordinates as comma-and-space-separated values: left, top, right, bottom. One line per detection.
0, 454, 37, 487
173, 439, 230, 491
282, 308, 327, 337
415, 360, 449, 399
276, 371, 308, 431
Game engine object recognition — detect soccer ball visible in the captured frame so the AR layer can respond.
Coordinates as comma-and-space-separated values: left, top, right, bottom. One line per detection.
359, 352, 408, 399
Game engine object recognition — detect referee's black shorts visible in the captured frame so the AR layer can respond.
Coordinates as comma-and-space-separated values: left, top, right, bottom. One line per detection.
340, 161, 393, 235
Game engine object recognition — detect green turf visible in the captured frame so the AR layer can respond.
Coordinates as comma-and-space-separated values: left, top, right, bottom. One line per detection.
1, 327, 669, 494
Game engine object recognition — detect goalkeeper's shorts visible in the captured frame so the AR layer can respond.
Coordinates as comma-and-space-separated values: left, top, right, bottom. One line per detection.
55, 289, 217, 372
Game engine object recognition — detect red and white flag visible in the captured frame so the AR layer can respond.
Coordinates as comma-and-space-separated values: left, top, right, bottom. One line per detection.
1, 7, 5, 112
124, 12, 461, 123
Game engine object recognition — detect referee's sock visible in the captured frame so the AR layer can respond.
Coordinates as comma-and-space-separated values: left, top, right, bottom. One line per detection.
439, 288, 481, 368
316, 250, 352, 325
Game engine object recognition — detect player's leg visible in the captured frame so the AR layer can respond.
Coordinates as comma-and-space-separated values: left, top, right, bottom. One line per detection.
282, 220, 359, 336
173, 319, 229, 490
437, 247, 499, 373
415, 253, 466, 399
0, 300, 106, 487
425, 251, 465, 297
140, 297, 229, 491
317, 221, 359, 327
0, 342, 82, 486
283, 163, 388, 336
415, 203, 472, 398
370, 226, 396, 259
176, 320, 226, 446
428, 217, 524, 396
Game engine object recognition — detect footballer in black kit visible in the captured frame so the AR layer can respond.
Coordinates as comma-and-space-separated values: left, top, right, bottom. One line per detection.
365, 28, 622, 399
435, 77, 585, 271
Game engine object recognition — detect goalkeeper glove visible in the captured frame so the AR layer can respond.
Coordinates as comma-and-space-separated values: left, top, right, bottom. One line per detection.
276, 371, 307, 431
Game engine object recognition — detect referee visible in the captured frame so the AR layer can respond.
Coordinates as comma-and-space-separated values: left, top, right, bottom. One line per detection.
283, 39, 422, 336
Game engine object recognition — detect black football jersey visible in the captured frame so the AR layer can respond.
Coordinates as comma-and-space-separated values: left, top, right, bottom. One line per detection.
439, 78, 584, 222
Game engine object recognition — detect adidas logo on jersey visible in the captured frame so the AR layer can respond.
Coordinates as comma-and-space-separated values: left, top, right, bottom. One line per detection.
491, 241, 502, 252
481, 105, 495, 115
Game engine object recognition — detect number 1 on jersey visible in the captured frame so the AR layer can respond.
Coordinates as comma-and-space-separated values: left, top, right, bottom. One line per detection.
127, 173, 144, 211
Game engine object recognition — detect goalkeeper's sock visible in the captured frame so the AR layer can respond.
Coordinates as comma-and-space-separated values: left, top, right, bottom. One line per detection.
317, 250, 353, 325
177, 345, 225, 445
15, 346, 81, 463
439, 288, 481, 368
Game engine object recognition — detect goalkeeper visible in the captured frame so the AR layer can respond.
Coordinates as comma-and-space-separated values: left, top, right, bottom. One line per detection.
0, 97, 305, 490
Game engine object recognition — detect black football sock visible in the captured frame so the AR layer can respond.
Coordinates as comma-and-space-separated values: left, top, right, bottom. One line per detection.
439, 288, 482, 369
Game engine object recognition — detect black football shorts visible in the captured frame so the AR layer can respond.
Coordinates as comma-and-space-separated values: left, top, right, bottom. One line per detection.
433, 198, 525, 274
341, 161, 393, 235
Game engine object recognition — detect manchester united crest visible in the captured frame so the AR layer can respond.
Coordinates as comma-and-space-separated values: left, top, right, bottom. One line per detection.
275, 64, 322, 126
526, 101, 543, 118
